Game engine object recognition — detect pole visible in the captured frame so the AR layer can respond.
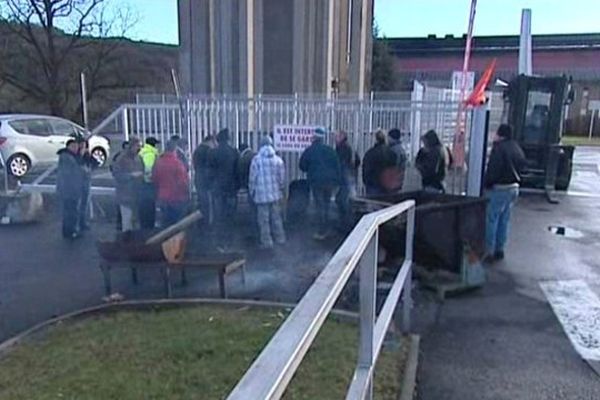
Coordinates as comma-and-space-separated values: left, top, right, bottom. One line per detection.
326, 0, 335, 100
590, 109, 597, 141
171, 68, 181, 99
246, 0, 254, 99
80, 72, 89, 129
518, 9, 533, 75
452, 0, 478, 167
467, 106, 487, 196
357, 0, 370, 100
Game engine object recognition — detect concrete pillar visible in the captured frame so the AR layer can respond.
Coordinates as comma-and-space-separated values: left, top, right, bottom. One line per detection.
177, 0, 373, 96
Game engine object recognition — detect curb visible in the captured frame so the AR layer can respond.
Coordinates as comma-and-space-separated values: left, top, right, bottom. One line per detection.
0, 298, 359, 355
399, 334, 420, 400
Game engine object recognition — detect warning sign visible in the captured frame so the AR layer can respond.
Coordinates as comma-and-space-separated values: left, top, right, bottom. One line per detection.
274, 125, 324, 153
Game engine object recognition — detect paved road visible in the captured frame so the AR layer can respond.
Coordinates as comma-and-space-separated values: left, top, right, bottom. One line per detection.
1, 147, 600, 399
0, 201, 333, 341
416, 146, 600, 400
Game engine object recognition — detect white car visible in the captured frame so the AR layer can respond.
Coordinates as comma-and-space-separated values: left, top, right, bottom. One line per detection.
0, 114, 110, 177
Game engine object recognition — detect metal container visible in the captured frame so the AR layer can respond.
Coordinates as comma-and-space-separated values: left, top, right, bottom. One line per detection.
355, 191, 487, 274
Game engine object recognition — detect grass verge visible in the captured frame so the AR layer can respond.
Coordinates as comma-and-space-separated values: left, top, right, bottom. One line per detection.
562, 136, 600, 147
0, 305, 406, 399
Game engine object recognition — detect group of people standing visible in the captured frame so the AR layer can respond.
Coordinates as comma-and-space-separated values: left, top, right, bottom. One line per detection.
110, 136, 190, 233
192, 129, 286, 250
55, 122, 525, 265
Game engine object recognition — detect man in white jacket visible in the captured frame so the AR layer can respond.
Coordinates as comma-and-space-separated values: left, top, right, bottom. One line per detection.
249, 136, 286, 249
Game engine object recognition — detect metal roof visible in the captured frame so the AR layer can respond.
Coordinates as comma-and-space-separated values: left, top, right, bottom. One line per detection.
384, 33, 600, 55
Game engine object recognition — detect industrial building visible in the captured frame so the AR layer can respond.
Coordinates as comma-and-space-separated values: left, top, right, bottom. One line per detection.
384, 33, 600, 134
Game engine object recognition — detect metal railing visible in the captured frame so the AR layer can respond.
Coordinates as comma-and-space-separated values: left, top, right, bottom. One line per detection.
227, 200, 415, 400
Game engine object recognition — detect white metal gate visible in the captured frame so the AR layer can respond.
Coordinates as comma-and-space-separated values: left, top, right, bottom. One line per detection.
93, 95, 471, 193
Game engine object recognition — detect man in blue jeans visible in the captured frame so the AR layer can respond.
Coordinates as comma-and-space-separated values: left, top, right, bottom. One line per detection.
484, 124, 527, 263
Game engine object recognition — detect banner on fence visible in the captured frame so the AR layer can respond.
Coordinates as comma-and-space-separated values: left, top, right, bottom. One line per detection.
274, 125, 324, 152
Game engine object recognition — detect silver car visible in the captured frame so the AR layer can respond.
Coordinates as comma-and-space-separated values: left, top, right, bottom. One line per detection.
0, 114, 110, 177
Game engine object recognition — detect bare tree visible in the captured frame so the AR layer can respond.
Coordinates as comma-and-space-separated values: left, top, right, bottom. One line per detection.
0, 0, 136, 117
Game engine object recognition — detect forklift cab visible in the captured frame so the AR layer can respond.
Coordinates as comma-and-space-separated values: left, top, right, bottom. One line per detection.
505, 75, 574, 191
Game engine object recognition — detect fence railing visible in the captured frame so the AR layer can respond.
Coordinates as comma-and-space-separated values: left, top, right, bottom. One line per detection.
227, 199, 415, 400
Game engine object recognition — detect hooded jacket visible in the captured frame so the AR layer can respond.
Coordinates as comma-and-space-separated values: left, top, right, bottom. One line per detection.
299, 139, 341, 188
362, 142, 397, 190
249, 145, 285, 204
152, 151, 189, 203
56, 148, 84, 200
209, 140, 240, 194
416, 131, 446, 190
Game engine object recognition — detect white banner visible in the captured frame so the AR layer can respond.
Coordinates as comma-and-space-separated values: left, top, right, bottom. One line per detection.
274, 125, 323, 152
451, 71, 475, 94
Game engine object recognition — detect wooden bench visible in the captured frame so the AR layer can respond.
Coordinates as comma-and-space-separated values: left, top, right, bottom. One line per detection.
98, 255, 246, 299
97, 232, 246, 299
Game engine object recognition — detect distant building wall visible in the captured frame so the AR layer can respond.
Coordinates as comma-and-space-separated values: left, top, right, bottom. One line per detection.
178, 0, 374, 97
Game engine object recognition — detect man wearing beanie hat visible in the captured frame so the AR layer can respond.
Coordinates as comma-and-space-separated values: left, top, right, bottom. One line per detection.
56, 138, 85, 239
483, 124, 526, 263
299, 127, 342, 240
249, 135, 286, 249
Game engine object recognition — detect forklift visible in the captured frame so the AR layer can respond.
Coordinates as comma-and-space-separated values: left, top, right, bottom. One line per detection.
504, 74, 575, 202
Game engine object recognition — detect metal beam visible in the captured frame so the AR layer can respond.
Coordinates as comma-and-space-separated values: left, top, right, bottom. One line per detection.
227, 200, 415, 400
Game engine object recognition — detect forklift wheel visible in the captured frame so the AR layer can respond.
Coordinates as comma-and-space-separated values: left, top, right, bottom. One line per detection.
555, 161, 572, 191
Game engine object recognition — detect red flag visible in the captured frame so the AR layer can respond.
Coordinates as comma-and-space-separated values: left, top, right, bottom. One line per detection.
465, 59, 497, 106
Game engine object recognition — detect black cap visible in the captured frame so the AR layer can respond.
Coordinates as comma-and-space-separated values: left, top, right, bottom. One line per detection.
388, 128, 401, 140
146, 137, 160, 146
217, 128, 230, 143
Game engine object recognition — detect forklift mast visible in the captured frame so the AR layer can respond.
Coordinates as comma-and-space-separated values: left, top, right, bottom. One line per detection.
504, 74, 575, 196
506, 75, 569, 146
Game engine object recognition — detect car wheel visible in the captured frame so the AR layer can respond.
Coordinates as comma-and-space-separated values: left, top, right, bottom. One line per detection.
7, 154, 31, 177
91, 147, 107, 166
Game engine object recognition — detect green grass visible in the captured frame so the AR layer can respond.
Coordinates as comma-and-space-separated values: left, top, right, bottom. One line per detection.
562, 136, 600, 147
0, 306, 406, 400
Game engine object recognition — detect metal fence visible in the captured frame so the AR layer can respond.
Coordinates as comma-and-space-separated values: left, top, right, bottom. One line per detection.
93, 95, 475, 193
227, 199, 415, 400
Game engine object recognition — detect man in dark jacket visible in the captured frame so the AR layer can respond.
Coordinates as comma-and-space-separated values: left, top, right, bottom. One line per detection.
193, 135, 215, 223
299, 128, 341, 239
335, 131, 360, 226
415, 130, 446, 192
484, 124, 527, 262
362, 130, 397, 196
209, 128, 239, 247
56, 139, 84, 239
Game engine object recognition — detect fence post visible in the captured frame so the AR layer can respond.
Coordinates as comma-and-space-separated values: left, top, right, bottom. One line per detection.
403, 206, 415, 332
358, 232, 378, 400
467, 105, 488, 197
368, 91, 374, 133
122, 107, 130, 141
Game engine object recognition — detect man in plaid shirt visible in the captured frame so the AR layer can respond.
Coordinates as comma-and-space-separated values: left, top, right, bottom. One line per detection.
249, 136, 286, 249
